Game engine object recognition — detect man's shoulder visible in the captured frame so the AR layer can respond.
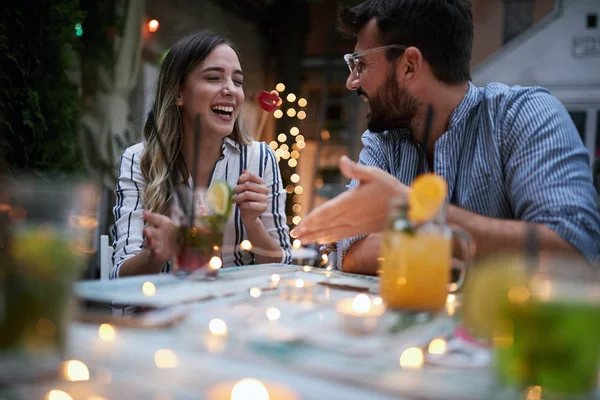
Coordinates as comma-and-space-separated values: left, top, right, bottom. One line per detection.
477, 82, 560, 113
360, 128, 411, 144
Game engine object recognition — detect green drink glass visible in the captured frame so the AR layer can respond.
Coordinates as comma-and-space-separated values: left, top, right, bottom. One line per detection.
0, 177, 99, 382
494, 257, 600, 398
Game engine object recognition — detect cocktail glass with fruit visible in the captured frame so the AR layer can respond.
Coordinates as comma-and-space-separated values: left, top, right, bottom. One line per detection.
379, 174, 474, 311
171, 180, 232, 278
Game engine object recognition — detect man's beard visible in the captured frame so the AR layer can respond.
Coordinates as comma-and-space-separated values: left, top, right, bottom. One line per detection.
365, 70, 418, 133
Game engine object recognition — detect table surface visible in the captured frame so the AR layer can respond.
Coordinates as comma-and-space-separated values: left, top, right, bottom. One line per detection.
4, 264, 597, 400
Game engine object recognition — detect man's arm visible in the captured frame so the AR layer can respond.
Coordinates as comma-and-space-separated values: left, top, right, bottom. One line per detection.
447, 206, 582, 259
340, 233, 382, 275
494, 88, 600, 263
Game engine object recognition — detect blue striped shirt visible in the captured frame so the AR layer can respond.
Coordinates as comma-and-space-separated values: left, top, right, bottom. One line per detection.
337, 83, 600, 268
111, 138, 292, 278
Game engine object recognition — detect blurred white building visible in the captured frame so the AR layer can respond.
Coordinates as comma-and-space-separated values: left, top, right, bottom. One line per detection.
472, 0, 600, 160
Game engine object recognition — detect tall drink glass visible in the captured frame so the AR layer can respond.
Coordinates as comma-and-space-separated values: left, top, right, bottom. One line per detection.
171, 185, 228, 278
0, 176, 99, 382
379, 200, 474, 311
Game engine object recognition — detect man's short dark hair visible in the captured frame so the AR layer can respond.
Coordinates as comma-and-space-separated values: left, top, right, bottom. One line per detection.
338, 0, 473, 84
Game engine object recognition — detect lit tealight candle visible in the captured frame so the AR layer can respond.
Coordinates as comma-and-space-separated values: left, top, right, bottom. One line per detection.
249, 287, 262, 298
98, 323, 116, 341
209, 256, 223, 270
209, 319, 228, 336
142, 281, 156, 296
205, 378, 299, 400
399, 347, 424, 369
266, 307, 281, 321
240, 240, 253, 251
46, 390, 73, 400
231, 378, 270, 400
428, 338, 447, 355
352, 294, 372, 314
62, 359, 90, 382
292, 239, 301, 249
336, 294, 385, 335
154, 349, 178, 369
280, 278, 315, 302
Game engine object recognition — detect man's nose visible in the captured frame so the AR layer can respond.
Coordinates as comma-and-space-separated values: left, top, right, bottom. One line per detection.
346, 73, 360, 91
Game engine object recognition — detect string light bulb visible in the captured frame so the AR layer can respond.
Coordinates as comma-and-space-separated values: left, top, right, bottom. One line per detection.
148, 19, 160, 33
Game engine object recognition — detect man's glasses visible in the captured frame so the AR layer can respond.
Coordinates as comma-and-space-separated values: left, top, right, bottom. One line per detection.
343, 44, 406, 79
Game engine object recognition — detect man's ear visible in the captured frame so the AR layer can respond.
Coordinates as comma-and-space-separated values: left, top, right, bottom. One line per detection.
400, 46, 423, 83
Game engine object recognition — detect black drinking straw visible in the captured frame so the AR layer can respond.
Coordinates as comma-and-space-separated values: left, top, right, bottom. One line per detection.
150, 111, 189, 217
525, 224, 539, 273
416, 105, 434, 177
189, 114, 201, 228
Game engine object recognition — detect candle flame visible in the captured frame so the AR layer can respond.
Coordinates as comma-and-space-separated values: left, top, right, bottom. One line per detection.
46, 390, 73, 400
154, 349, 178, 369
209, 319, 228, 336
62, 360, 89, 382
209, 256, 223, 270
266, 307, 281, 321
142, 281, 156, 296
351, 294, 372, 314
399, 347, 424, 369
294, 279, 304, 288
271, 274, 280, 284
428, 338, 447, 355
240, 240, 252, 251
231, 378, 270, 400
98, 323, 116, 341
249, 287, 262, 298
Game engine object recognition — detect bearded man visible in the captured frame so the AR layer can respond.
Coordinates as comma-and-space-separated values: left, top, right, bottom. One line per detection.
295, 0, 600, 272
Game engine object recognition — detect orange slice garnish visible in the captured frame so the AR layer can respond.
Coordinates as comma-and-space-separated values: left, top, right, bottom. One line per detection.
408, 173, 448, 223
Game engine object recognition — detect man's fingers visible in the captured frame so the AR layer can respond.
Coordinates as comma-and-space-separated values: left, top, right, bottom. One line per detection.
339, 155, 374, 182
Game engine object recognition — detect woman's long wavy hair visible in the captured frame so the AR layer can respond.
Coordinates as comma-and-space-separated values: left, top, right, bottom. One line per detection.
141, 31, 251, 215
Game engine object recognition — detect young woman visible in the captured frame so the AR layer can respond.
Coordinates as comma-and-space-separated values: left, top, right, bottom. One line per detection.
111, 31, 291, 278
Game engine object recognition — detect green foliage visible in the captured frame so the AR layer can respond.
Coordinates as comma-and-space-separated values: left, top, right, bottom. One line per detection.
0, 1, 84, 174
0, 0, 120, 175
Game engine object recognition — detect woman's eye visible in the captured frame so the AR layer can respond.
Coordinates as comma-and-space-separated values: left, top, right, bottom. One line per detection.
206, 76, 220, 81
234, 80, 243, 86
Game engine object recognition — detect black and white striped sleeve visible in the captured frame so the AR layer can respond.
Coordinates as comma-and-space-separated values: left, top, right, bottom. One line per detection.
110, 145, 146, 278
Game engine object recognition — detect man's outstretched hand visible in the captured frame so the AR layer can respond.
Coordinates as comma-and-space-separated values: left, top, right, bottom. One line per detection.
294, 156, 408, 244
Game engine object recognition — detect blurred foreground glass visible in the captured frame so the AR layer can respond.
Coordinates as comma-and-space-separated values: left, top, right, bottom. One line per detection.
379, 200, 474, 311
495, 255, 600, 397
171, 186, 225, 278
0, 177, 99, 382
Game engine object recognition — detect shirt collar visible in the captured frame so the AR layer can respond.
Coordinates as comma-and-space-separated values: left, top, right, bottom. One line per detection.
448, 82, 482, 130
223, 136, 241, 153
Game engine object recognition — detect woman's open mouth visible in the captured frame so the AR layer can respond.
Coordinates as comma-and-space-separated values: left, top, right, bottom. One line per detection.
211, 105, 234, 121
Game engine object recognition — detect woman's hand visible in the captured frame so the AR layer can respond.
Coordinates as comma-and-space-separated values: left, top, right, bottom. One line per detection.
233, 170, 269, 225
142, 211, 179, 263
